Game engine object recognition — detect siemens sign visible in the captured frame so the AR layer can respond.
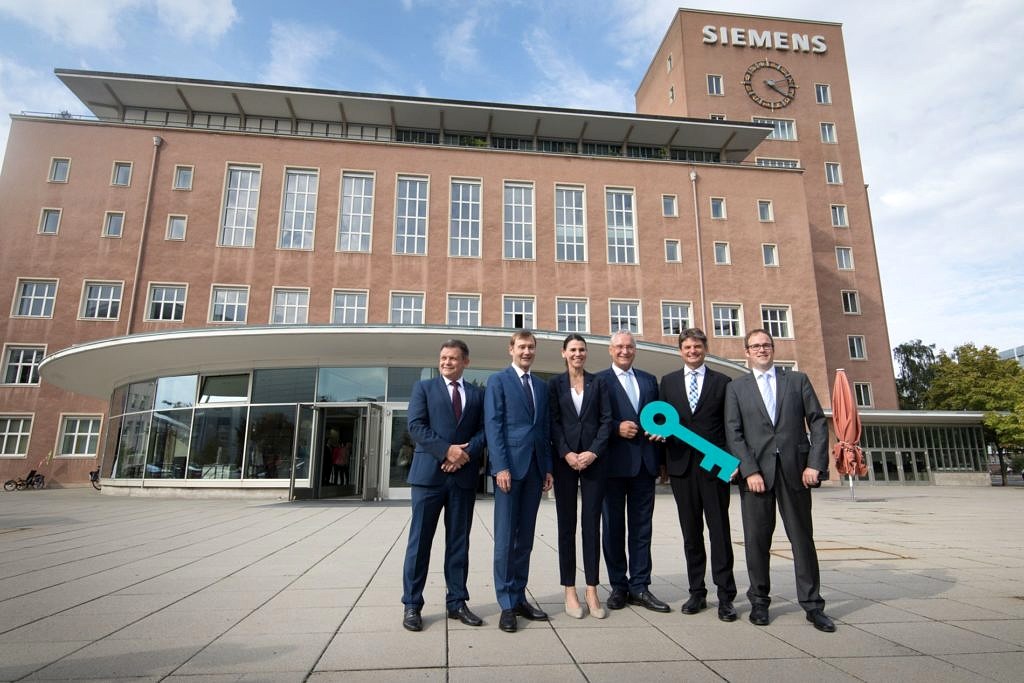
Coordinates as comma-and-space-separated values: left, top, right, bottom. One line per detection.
702, 25, 827, 53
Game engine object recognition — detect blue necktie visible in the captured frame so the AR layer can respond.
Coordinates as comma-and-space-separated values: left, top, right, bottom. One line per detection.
760, 373, 776, 424
688, 371, 699, 412
521, 373, 535, 417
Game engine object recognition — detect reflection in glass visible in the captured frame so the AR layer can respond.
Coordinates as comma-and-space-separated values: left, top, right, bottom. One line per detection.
114, 412, 151, 478
252, 368, 315, 404
386, 367, 429, 402
199, 374, 249, 404
246, 406, 294, 478
188, 407, 246, 478
389, 410, 411, 488
103, 416, 122, 477
317, 367, 386, 402
155, 375, 197, 410
126, 380, 156, 413
147, 409, 191, 478
294, 405, 314, 483
110, 385, 128, 417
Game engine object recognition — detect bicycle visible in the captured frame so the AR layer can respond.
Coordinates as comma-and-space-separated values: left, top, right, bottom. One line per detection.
3, 470, 45, 491
89, 469, 101, 490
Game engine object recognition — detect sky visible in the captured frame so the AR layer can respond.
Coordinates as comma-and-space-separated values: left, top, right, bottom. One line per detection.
0, 0, 1021, 358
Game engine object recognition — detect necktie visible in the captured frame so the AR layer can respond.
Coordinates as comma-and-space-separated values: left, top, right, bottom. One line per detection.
624, 371, 639, 412
450, 381, 462, 422
521, 373, 535, 417
688, 370, 699, 412
760, 373, 776, 424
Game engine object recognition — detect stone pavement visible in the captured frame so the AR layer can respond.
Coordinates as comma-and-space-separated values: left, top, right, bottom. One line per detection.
0, 484, 1022, 682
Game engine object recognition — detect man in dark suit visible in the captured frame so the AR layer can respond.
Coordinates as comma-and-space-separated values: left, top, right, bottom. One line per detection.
724, 329, 836, 633
659, 328, 738, 621
598, 330, 670, 613
401, 339, 487, 632
485, 329, 553, 633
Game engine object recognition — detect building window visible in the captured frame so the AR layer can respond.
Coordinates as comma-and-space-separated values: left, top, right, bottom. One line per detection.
555, 185, 586, 262
661, 301, 691, 336
49, 157, 70, 183
0, 416, 32, 456
396, 175, 429, 255
80, 281, 122, 320
820, 122, 837, 143
707, 74, 723, 95
58, 416, 101, 456
762, 243, 779, 267
147, 284, 186, 321
848, 335, 867, 360
761, 305, 792, 338
713, 242, 730, 264
449, 179, 481, 258
173, 165, 193, 190
111, 161, 132, 186
447, 294, 481, 327
757, 200, 774, 222
854, 382, 873, 408
220, 165, 261, 247
712, 304, 742, 337
825, 162, 843, 184
332, 290, 368, 325
167, 215, 187, 240
709, 113, 726, 121
391, 292, 424, 325
102, 211, 124, 238
503, 296, 535, 329
662, 194, 678, 217
606, 188, 637, 264
756, 157, 800, 169
39, 208, 61, 235
279, 168, 318, 250
339, 172, 374, 252
665, 240, 681, 262
831, 204, 849, 227
13, 279, 57, 318
211, 286, 249, 323
710, 197, 726, 219
753, 117, 796, 141
842, 290, 861, 315
504, 181, 534, 259
668, 86, 675, 104
836, 247, 854, 270
666, 54, 673, 72
556, 298, 588, 332
272, 288, 309, 324
2, 346, 44, 385
815, 83, 832, 104
609, 300, 640, 334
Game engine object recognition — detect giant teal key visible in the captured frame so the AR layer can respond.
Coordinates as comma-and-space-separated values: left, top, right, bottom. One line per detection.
640, 400, 740, 483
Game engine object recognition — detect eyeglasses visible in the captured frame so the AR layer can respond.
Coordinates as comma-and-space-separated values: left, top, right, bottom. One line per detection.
746, 343, 774, 351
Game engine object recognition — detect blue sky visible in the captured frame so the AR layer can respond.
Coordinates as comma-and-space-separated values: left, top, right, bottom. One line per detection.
1, 0, 1022, 357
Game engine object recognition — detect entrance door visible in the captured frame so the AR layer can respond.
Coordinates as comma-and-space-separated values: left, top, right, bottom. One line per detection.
900, 449, 930, 483
316, 406, 364, 498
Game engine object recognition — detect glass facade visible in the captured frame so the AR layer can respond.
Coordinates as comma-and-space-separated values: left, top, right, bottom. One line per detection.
860, 423, 987, 482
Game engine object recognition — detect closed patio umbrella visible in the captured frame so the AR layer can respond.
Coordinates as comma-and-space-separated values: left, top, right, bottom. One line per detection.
831, 368, 867, 498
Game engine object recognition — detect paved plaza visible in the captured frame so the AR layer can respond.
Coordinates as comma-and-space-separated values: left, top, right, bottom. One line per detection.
0, 484, 1022, 682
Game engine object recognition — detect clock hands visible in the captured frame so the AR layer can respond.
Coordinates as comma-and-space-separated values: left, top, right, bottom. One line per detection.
763, 79, 791, 97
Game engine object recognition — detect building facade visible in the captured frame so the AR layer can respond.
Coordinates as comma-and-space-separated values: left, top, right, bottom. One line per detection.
0, 9, 989, 495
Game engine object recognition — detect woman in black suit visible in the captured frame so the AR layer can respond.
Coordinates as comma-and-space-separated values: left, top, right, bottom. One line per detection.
549, 334, 613, 618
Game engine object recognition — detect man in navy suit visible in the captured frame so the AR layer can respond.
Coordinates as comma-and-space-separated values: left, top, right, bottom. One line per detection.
598, 330, 670, 613
401, 339, 487, 632
485, 329, 553, 633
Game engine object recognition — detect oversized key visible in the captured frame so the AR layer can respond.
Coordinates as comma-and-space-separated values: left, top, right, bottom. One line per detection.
640, 400, 740, 483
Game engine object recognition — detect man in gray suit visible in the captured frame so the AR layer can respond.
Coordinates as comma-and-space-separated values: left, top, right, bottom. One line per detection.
724, 329, 836, 633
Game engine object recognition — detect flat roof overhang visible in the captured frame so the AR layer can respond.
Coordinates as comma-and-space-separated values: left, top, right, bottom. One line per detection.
39, 326, 749, 399
54, 69, 771, 162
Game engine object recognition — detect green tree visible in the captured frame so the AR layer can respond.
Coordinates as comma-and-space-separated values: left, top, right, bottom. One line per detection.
893, 339, 937, 409
926, 343, 1024, 484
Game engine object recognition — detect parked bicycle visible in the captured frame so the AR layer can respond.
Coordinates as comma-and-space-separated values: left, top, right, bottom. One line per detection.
89, 469, 101, 491
3, 470, 45, 491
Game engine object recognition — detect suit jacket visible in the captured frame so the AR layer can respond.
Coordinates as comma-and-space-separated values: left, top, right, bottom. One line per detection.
724, 368, 828, 491
484, 366, 552, 480
597, 366, 662, 478
660, 366, 730, 479
406, 376, 486, 489
548, 371, 613, 480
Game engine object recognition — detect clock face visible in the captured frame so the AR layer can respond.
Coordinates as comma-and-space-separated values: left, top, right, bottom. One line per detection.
742, 59, 797, 110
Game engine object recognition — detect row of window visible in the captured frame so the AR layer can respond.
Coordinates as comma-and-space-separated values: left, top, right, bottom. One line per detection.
707, 76, 832, 105
0, 414, 99, 458
704, 196, 849, 227
47, 158, 134, 186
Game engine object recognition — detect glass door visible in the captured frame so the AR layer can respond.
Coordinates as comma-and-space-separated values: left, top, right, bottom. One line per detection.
381, 408, 411, 500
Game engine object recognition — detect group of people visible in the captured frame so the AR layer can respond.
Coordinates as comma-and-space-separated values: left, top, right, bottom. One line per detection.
400, 327, 836, 635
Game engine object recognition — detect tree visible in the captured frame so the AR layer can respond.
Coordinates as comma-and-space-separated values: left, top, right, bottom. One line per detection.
926, 343, 1024, 485
893, 339, 937, 409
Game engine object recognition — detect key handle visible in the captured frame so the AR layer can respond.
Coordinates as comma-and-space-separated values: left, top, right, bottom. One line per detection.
640, 400, 740, 483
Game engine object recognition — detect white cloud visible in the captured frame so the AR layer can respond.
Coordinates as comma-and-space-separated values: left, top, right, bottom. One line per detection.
521, 27, 632, 111
261, 21, 338, 86
0, 0, 141, 49
0, 57, 87, 165
437, 14, 481, 75
156, 0, 237, 42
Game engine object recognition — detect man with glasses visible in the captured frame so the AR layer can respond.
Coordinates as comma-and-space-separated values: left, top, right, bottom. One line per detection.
724, 329, 836, 633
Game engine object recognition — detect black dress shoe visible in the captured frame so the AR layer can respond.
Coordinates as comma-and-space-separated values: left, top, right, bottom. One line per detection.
806, 609, 836, 632
499, 608, 517, 633
717, 601, 738, 622
606, 589, 628, 610
447, 604, 483, 626
749, 604, 770, 626
681, 595, 707, 615
402, 606, 422, 632
514, 601, 549, 621
628, 590, 671, 613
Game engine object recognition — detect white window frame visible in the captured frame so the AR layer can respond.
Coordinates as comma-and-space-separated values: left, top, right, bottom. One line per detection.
2, 344, 45, 386
848, 335, 867, 360
609, 299, 641, 335
209, 285, 249, 324
102, 211, 124, 238
173, 165, 193, 190
390, 291, 425, 325
854, 382, 873, 408
661, 301, 691, 337
503, 181, 535, 260
167, 214, 187, 240
709, 113, 726, 121
760, 305, 793, 339
753, 117, 797, 141
39, 207, 61, 235
278, 167, 318, 250
842, 290, 861, 315
0, 414, 33, 457
713, 241, 731, 265
711, 303, 743, 338
49, 157, 70, 183
836, 247, 855, 270
710, 197, 726, 219
395, 174, 429, 255
111, 161, 133, 187
831, 204, 849, 227
220, 164, 262, 247
665, 239, 681, 263
662, 194, 678, 217
332, 289, 369, 325
56, 414, 102, 457
449, 178, 482, 258
757, 200, 774, 222
555, 184, 587, 262
338, 171, 375, 253
815, 83, 832, 104
556, 298, 589, 333
820, 122, 837, 144
502, 295, 536, 329
762, 243, 779, 267
707, 74, 723, 96
755, 157, 800, 169
12, 279, 58, 318
825, 162, 843, 184
145, 283, 187, 322
606, 187, 637, 264
447, 293, 481, 327
79, 280, 123, 320
271, 287, 310, 325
